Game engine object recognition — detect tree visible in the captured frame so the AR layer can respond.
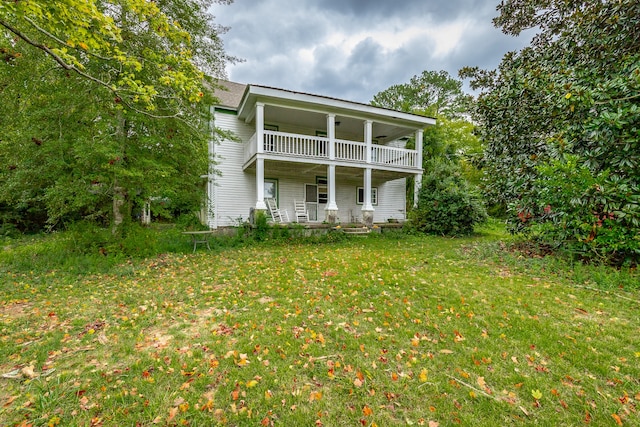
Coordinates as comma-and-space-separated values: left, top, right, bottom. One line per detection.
371, 70, 487, 234
372, 70, 472, 118
0, 0, 233, 233
0, 0, 233, 115
461, 0, 640, 264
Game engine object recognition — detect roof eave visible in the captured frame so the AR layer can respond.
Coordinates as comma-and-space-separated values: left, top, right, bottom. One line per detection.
237, 85, 435, 127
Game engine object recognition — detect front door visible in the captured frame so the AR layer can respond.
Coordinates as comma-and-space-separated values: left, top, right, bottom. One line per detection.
305, 184, 318, 221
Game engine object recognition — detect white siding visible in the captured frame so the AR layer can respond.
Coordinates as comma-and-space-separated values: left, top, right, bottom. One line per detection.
211, 111, 255, 227
375, 179, 407, 222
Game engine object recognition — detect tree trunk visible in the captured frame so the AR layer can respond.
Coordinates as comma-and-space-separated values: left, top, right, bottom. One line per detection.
112, 185, 126, 235
112, 111, 128, 235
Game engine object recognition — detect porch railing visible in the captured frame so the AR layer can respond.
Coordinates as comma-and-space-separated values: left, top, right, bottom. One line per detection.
336, 139, 366, 162
372, 145, 419, 169
264, 131, 328, 158
245, 130, 420, 169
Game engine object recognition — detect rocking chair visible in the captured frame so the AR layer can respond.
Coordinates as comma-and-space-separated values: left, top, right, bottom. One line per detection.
265, 198, 289, 223
294, 200, 309, 223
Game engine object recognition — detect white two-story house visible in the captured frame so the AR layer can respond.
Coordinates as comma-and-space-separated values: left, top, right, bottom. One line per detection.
206, 81, 435, 228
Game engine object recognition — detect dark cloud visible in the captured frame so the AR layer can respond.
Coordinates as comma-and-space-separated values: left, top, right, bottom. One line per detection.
309, 0, 475, 21
211, 0, 534, 102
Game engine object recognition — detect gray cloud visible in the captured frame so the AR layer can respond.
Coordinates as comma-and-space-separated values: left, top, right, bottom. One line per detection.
211, 0, 534, 102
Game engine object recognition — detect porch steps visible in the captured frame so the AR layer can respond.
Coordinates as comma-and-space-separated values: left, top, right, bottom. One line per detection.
340, 227, 371, 235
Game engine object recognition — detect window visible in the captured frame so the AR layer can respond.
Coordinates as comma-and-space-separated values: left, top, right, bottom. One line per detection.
264, 178, 278, 202
356, 187, 378, 206
317, 176, 328, 204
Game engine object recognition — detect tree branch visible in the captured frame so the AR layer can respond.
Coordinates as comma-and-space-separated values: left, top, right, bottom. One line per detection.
24, 16, 113, 62
0, 18, 191, 121
594, 93, 640, 105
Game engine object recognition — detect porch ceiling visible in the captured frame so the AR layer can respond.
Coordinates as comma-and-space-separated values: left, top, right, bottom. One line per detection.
245, 159, 414, 182
263, 105, 417, 143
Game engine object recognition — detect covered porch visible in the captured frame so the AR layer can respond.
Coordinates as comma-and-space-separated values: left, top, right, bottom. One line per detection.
237, 88, 431, 226
243, 160, 413, 225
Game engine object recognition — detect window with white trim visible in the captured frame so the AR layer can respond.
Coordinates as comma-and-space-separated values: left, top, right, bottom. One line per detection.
356, 187, 378, 205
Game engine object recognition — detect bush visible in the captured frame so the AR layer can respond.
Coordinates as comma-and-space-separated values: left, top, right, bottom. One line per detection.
520, 155, 640, 266
407, 159, 487, 236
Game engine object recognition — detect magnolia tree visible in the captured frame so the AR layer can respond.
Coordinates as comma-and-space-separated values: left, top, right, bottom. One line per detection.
461, 0, 640, 265
0, 0, 234, 233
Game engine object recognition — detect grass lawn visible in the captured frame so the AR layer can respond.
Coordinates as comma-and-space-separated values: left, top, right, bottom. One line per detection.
1, 227, 639, 426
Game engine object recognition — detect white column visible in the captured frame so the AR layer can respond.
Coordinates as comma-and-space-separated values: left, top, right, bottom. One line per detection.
327, 114, 335, 160
361, 120, 375, 226
256, 102, 264, 154
364, 120, 372, 163
255, 103, 267, 211
361, 167, 374, 227
413, 129, 424, 208
256, 158, 267, 210
326, 114, 338, 217
326, 164, 338, 211
363, 168, 373, 211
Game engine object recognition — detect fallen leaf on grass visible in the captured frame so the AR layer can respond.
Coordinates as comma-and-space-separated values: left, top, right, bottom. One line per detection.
21, 365, 36, 379
167, 407, 178, 422
3, 395, 18, 407
309, 391, 322, 402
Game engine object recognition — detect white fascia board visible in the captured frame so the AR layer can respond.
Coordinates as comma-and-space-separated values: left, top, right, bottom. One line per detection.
238, 85, 435, 128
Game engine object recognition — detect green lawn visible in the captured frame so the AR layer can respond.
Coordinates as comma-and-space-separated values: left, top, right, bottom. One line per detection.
1, 229, 639, 426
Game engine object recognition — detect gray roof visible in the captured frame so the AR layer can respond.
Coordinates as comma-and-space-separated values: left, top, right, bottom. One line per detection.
212, 80, 247, 109
214, 81, 435, 125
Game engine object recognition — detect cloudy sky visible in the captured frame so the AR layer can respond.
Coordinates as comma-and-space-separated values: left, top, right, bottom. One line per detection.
210, 0, 535, 103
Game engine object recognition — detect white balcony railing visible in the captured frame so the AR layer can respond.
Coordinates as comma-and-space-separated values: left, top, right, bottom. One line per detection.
245, 130, 420, 170
372, 145, 419, 169
264, 131, 328, 158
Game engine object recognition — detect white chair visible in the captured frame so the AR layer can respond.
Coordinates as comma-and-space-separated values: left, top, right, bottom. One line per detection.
294, 200, 309, 223
265, 198, 289, 223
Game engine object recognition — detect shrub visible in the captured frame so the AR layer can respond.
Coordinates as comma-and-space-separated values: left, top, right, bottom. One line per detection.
252, 210, 270, 242
521, 155, 640, 266
408, 159, 487, 236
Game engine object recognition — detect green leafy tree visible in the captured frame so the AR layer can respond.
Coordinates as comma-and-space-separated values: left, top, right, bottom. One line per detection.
372, 70, 472, 118
0, 0, 233, 114
0, 0, 233, 233
372, 70, 481, 171
372, 70, 486, 234
461, 0, 640, 264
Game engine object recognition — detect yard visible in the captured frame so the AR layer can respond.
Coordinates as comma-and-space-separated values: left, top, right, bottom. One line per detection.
1, 227, 639, 426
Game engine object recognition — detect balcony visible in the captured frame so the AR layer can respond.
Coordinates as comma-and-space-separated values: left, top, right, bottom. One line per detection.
244, 130, 421, 172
